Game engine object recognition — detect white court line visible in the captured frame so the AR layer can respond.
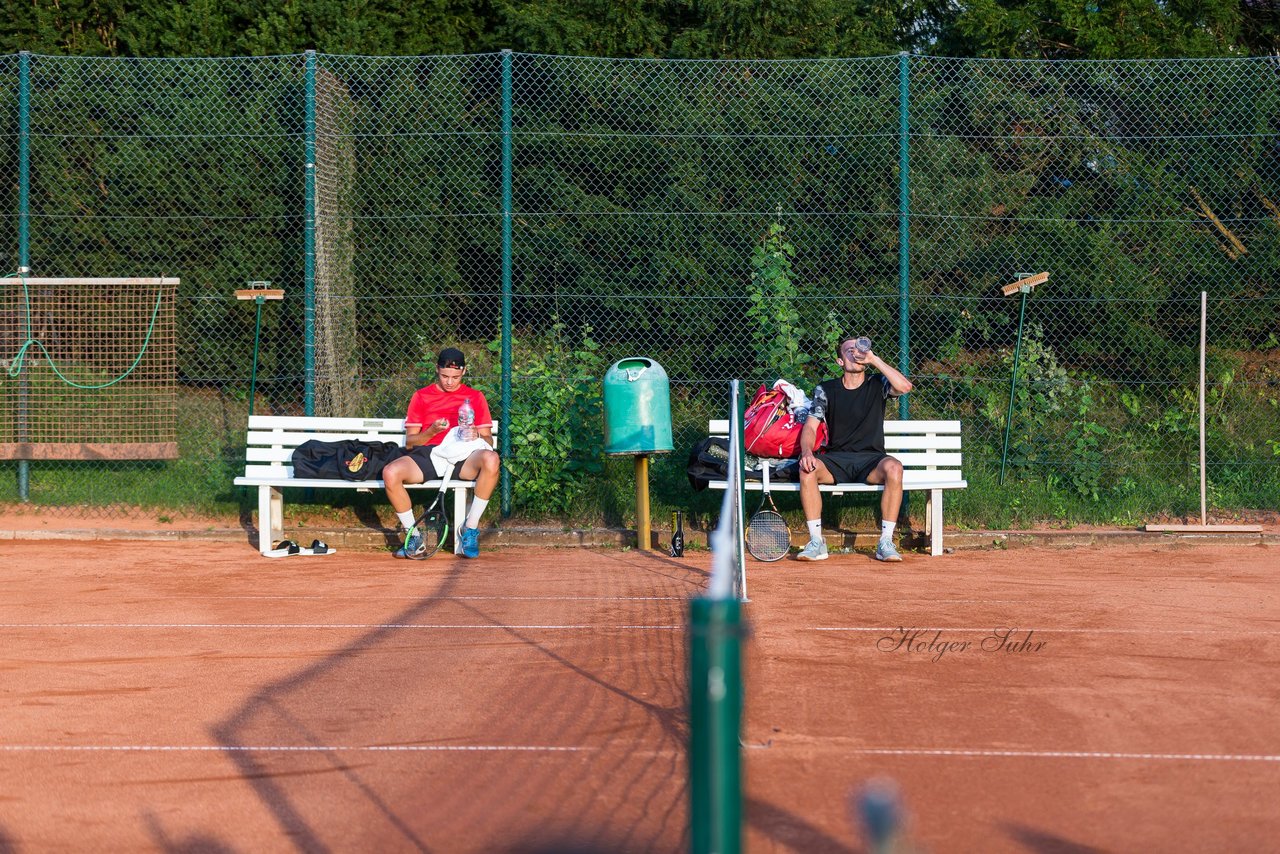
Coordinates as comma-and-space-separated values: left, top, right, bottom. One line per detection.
199, 595, 689, 602
0, 744, 592, 753
814, 627, 1280, 636
0, 623, 682, 630
764, 747, 1280, 763
187, 596, 1018, 605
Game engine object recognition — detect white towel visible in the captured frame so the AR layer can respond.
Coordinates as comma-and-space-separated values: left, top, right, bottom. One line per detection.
771, 378, 811, 416
429, 430, 491, 480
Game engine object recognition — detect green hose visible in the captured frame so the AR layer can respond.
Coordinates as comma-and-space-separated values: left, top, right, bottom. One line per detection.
4, 272, 165, 389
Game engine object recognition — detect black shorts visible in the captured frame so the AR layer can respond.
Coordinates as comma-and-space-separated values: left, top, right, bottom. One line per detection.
815, 451, 889, 484
402, 446, 440, 481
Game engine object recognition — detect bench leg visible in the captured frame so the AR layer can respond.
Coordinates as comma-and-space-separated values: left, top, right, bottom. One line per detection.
924, 491, 933, 540
256, 485, 284, 555
930, 488, 943, 556
453, 486, 468, 554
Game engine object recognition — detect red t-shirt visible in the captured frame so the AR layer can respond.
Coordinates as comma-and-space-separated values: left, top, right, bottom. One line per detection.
404, 383, 493, 447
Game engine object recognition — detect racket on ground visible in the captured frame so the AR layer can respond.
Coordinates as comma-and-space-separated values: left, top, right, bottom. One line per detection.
406, 467, 453, 560
746, 489, 790, 562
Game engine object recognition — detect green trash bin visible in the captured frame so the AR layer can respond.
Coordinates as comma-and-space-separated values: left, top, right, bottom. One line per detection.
604, 357, 673, 455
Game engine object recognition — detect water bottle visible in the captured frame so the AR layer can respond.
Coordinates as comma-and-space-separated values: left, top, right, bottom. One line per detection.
854, 337, 872, 361
458, 398, 476, 441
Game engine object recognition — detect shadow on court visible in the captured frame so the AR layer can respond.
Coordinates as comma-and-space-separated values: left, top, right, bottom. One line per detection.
208, 549, 697, 852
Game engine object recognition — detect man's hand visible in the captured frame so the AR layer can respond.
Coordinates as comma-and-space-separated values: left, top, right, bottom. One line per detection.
431, 418, 449, 436
799, 450, 818, 473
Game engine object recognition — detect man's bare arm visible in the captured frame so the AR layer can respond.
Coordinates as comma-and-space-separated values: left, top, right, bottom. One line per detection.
867, 351, 913, 395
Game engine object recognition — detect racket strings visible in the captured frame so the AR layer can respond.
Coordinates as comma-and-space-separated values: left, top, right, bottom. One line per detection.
747, 510, 791, 562
421, 509, 447, 550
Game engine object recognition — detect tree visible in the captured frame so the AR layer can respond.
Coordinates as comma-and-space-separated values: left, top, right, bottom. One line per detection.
947, 0, 1243, 58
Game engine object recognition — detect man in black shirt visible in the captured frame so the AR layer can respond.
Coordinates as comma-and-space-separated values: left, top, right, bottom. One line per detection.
796, 335, 913, 562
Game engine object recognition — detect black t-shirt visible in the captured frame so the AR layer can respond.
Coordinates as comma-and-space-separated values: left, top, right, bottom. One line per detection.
810, 374, 894, 453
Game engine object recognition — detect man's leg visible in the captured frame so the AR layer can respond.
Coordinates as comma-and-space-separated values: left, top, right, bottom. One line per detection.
455, 449, 500, 557
797, 459, 835, 561
383, 455, 427, 556
865, 455, 905, 561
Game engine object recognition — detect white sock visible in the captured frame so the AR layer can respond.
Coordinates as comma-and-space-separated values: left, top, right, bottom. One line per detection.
881, 520, 896, 543
397, 509, 417, 531
806, 519, 822, 542
465, 497, 489, 529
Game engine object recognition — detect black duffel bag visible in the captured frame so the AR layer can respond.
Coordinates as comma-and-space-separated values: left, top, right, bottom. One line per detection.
291, 439, 405, 481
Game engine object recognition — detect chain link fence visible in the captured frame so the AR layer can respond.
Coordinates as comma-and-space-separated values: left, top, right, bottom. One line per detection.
2, 52, 1277, 523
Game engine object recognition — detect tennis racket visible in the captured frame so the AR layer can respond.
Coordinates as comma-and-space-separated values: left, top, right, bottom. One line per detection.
405, 466, 453, 560
746, 488, 790, 562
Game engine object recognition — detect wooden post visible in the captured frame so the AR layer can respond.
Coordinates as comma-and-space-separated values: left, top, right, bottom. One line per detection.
635, 454, 651, 550
1143, 291, 1260, 534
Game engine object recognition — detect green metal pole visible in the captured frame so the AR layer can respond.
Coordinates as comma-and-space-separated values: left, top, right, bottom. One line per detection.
303, 50, 317, 416
896, 51, 910, 421
248, 297, 265, 417
690, 596, 742, 854
500, 49, 514, 517
17, 51, 31, 502
733, 381, 747, 600
999, 287, 1030, 485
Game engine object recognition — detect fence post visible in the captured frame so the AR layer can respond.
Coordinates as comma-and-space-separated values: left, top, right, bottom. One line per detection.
500, 49, 514, 517
897, 51, 911, 420
16, 51, 31, 501
303, 50, 317, 416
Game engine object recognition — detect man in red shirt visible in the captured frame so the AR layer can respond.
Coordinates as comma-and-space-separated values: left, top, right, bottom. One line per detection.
383, 347, 499, 558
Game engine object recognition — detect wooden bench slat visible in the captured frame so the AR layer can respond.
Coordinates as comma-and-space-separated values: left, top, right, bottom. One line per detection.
708, 418, 961, 435
884, 452, 962, 468
246, 421, 501, 448
235, 473, 475, 488
247, 416, 406, 430
246, 430, 408, 447
884, 435, 962, 450
708, 477, 967, 491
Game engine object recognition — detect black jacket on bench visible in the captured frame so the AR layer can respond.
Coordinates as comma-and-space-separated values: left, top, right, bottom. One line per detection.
291, 440, 405, 481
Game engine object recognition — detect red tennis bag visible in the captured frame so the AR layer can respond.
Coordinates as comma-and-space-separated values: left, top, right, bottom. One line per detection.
742, 384, 826, 458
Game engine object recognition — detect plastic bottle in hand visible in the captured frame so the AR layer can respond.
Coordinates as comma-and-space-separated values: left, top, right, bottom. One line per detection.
457, 398, 476, 441
854, 337, 872, 362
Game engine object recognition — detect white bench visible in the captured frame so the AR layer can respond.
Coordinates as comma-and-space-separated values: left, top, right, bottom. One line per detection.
233, 415, 497, 556
706, 419, 966, 556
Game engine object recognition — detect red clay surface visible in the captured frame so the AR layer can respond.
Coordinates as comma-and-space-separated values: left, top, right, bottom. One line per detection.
0, 539, 1277, 852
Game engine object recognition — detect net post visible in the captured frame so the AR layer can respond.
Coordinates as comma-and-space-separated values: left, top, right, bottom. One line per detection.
689, 597, 743, 854
732, 380, 748, 602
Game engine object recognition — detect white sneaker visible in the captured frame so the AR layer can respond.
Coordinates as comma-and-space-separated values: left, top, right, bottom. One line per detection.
875, 540, 903, 562
796, 539, 829, 561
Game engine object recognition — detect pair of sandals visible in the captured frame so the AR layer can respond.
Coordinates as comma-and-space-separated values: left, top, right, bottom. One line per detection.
269, 538, 333, 557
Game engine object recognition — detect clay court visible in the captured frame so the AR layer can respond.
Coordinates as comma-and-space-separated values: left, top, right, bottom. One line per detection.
1, 538, 1277, 852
